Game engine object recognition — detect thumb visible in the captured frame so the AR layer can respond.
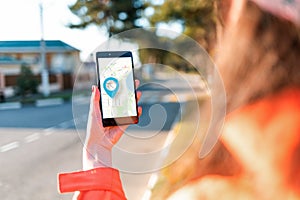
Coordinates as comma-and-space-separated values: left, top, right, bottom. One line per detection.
89, 85, 101, 119
93, 85, 100, 103
91, 85, 100, 102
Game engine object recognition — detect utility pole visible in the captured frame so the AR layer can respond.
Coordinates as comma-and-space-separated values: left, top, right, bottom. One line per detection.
39, 2, 50, 97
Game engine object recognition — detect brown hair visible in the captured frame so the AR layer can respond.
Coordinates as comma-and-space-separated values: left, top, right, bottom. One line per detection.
217, 1, 300, 112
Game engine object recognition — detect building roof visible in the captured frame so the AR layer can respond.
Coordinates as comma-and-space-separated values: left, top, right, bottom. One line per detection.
0, 40, 80, 53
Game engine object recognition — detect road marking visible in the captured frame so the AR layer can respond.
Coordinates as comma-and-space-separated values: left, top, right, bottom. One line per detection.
0, 141, 20, 153
148, 173, 158, 188
43, 127, 56, 136
58, 120, 74, 129
142, 190, 152, 200
58, 122, 68, 129
0, 118, 78, 153
141, 173, 158, 200
0, 102, 22, 110
24, 133, 40, 143
35, 98, 64, 107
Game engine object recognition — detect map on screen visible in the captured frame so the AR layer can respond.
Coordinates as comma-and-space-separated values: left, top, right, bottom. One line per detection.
98, 57, 137, 119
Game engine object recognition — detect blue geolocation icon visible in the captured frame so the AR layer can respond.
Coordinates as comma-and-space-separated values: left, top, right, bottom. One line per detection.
103, 77, 119, 98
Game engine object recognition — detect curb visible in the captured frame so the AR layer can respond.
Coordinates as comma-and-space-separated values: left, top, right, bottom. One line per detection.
0, 98, 65, 110
0, 102, 22, 110
35, 98, 64, 107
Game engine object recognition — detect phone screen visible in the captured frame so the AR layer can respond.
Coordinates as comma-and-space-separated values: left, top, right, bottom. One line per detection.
96, 51, 138, 126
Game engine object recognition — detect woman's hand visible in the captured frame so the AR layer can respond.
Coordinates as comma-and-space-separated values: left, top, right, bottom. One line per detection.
83, 80, 142, 170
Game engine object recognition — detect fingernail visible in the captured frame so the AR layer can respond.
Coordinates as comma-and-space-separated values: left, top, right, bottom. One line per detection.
92, 86, 95, 92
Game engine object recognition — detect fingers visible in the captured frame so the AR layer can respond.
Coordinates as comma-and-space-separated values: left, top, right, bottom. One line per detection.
137, 91, 142, 102
92, 85, 100, 103
89, 86, 96, 111
135, 79, 142, 103
135, 79, 142, 117
90, 85, 99, 104
89, 85, 102, 122
135, 79, 140, 88
138, 106, 142, 117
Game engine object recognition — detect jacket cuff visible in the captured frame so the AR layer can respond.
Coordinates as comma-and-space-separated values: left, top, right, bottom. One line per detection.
58, 167, 124, 196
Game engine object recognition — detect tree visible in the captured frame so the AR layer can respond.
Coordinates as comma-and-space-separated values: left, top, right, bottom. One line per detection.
68, 0, 218, 70
68, 0, 149, 36
16, 64, 38, 97
149, 0, 218, 51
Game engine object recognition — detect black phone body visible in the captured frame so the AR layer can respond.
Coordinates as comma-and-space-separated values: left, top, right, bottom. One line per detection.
96, 51, 139, 127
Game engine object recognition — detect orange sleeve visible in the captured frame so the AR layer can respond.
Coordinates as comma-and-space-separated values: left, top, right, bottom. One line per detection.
58, 167, 126, 200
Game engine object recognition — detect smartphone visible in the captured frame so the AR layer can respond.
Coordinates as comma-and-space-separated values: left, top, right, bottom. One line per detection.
96, 51, 139, 127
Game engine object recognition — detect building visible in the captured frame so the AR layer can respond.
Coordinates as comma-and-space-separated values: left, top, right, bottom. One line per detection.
0, 40, 80, 97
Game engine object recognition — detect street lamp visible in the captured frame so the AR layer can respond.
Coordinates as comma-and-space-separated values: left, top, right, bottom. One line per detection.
39, 2, 50, 97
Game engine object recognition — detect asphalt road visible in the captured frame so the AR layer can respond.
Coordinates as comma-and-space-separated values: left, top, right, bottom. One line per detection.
0, 101, 181, 200
0, 73, 204, 200
0, 128, 81, 200
0, 103, 74, 129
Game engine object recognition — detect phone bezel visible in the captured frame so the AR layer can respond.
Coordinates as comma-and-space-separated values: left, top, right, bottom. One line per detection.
95, 51, 139, 127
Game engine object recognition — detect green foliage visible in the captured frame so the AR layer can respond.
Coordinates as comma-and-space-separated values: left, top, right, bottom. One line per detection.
138, 48, 197, 73
68, 0, 149, 36
150, 0, 217, 51
68, 0, 217, 45
68, 0, 218, 70
16, 64, 38, 97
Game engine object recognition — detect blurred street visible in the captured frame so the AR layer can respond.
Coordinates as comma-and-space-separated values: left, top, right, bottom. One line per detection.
0, 102, 81, 200
0, 73, 205, 200
2, 0, 299, 199
0, 128, 81, 200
